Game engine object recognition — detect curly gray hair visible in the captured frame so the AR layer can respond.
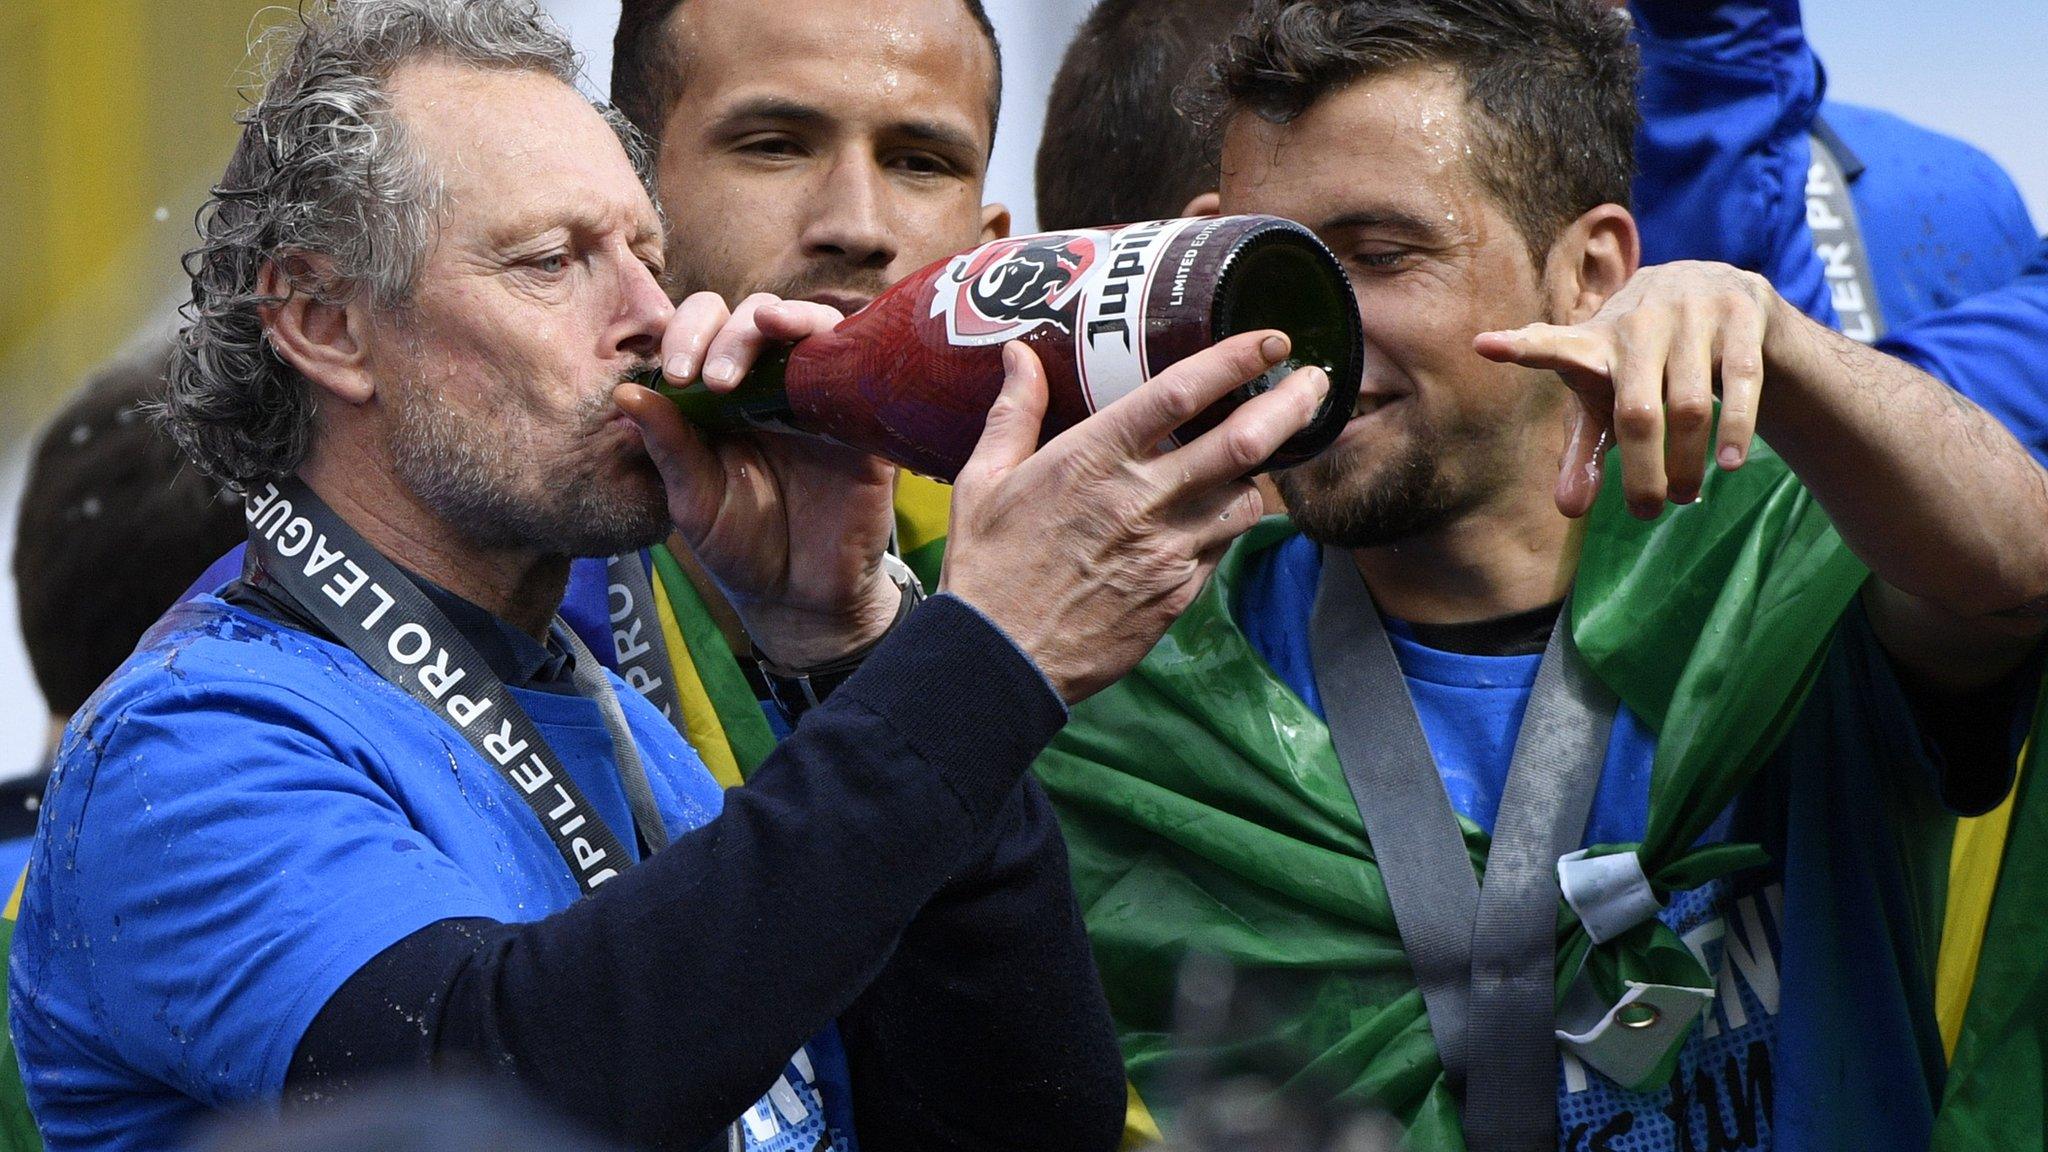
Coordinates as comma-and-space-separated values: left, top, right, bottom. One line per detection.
166, 0, 660, 489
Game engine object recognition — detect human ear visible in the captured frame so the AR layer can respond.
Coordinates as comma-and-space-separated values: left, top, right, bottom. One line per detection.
255, 255, 378, 406
1547, 204, 1639, 324
980, 202, 1012, 243
1180, 190, 1221, 218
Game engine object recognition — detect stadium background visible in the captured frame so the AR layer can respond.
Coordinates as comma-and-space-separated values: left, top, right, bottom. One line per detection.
0, 0, 2040, 779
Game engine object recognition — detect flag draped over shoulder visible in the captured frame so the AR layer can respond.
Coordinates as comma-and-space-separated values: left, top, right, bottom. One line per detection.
1033, 441, 2048, 1148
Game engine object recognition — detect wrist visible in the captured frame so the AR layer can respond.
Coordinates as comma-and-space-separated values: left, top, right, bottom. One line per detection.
1756, 289, 1833, 442
745, 570, 906, 669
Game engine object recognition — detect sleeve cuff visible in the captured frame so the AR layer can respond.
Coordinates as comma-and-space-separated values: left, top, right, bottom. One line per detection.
835, 594, 1069, 828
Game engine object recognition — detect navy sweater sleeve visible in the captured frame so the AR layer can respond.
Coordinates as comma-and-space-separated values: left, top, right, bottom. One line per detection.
285, 595, 1124, 1152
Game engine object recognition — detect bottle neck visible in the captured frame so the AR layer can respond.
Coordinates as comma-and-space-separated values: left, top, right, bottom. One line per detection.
644, 344, 795, 434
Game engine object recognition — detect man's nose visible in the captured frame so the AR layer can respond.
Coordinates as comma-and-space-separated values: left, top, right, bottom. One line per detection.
799, 151, 898, 272
610, 251, 675, 362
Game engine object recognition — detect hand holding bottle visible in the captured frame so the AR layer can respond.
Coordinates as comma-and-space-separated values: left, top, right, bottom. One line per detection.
615, 291, 902, 670
943, 331, 1330, 704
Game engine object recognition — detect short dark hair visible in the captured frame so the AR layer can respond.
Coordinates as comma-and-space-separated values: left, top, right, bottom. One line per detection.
612, 0, 1004, 149
14, 350, 248, 716
1194, 0, 1638, 259
1035, 0, 1249, 231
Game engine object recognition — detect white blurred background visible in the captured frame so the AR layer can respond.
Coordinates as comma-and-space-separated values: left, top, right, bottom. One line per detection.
0, 0, 2041, 779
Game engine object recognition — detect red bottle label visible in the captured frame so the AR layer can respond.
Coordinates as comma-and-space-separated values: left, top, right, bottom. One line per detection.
927, 232, 1106, 345
928, 219, 1220, 419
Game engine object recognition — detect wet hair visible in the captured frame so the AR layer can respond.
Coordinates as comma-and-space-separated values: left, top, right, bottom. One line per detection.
610, 0, 1004, 148
166, 0, 658, 489
15, 349, 247, 716
1035, 0, 1249, 231
1191, 0, 1638, 259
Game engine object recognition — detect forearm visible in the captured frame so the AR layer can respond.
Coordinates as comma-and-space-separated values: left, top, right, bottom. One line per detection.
1760, 296, 2048, 618
288, 595, 1072, 1149
838, 777, 1126, 1151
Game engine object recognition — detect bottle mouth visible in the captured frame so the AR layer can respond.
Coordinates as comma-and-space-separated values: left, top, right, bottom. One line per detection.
1210, 221, 1366, 471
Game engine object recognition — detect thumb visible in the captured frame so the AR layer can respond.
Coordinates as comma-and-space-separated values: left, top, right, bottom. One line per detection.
613, 381, 723, 541
959, 341, 1049, 486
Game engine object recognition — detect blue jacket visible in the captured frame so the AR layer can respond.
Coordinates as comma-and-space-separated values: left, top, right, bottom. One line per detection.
1630, 0, 2046, 465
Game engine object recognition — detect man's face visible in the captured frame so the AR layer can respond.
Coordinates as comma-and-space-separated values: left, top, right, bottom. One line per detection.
365, 60, 674, 557
652, 0, 1004, 314
1220, 66, 1569, 549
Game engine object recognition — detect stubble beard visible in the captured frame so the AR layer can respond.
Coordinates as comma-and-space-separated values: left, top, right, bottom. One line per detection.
389, 373, 671, 559
1276, 415, 1475, 551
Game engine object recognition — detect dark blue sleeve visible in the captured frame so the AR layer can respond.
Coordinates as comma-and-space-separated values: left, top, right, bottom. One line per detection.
1879, 242, 2048, 467
288, 595, 1124, 1152
1628, 0, 1836, 324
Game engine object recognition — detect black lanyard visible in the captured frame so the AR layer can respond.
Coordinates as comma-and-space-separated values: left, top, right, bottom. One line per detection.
244, 478, 669, 894
1309, 546, 1617, 1151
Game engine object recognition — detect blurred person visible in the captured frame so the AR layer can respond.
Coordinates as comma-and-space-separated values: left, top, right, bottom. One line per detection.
195, 1080, 623, 1152
1027, 2, 2048, 1150
6, 3, 1328, 1151
1627, 0, 2037, 338
4, 349, 245, 876
1034, 0, 1248, 231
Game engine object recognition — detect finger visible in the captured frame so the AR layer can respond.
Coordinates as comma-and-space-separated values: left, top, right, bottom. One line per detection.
1474, 324, 1613, 379
661, 292, 732, 384
698, 292, 787, 392
1086, 331, 1291, 459
955, 342, 1050, 490
1609, 316, 1671, 518
1664, 307, 1716, 504
1169, 478, 1267, 555
1554, 404, 1612, 519
1713, 297, 1767, 471
753, 299, 847, 344
613, 382, 723, 540
1157, 363, 1330, 492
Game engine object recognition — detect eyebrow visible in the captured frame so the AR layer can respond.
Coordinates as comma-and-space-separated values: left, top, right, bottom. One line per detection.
1316, 209, 1450, 243
710, 96, 983, 159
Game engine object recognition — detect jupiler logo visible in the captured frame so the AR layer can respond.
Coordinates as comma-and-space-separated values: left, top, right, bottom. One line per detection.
929, 232, 1106, 346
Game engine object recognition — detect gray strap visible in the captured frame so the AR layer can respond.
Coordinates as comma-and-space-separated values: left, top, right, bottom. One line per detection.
1311, 546, 1616, 1149
1806, 120, 1887, 344
603, 551, 686, 726
560, 622, 672, 855
1310, 548, 1481, 1083
1460, 611, 1617, 1151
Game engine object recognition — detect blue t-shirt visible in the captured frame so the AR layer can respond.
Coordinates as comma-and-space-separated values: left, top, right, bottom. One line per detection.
8, 597, 848, 1151
1238, 534, 1976, 1152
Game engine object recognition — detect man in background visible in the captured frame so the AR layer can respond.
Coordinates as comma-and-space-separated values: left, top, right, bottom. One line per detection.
1034, 0, 1246, 231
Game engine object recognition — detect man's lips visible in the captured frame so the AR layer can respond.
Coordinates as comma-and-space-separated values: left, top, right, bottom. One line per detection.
801, 291, 873, 318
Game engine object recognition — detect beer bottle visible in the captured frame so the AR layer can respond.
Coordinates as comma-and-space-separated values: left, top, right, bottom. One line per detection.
650, 215, 1364, 481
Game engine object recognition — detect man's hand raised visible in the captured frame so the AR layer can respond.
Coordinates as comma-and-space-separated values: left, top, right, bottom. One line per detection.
943, 332, 1329, 704
614, 291, 900, 669
1474, 261, 1778, 520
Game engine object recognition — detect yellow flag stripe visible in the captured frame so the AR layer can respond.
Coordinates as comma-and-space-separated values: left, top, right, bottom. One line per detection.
1121, 1080, 1162, 1148
4, 866, 24, 923
1936, 740, 2028, 1063
893, 472, 952, 556
651, 564, 747, 790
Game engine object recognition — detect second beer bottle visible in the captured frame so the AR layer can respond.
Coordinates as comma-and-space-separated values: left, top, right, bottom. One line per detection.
651, 215, 1365, 481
